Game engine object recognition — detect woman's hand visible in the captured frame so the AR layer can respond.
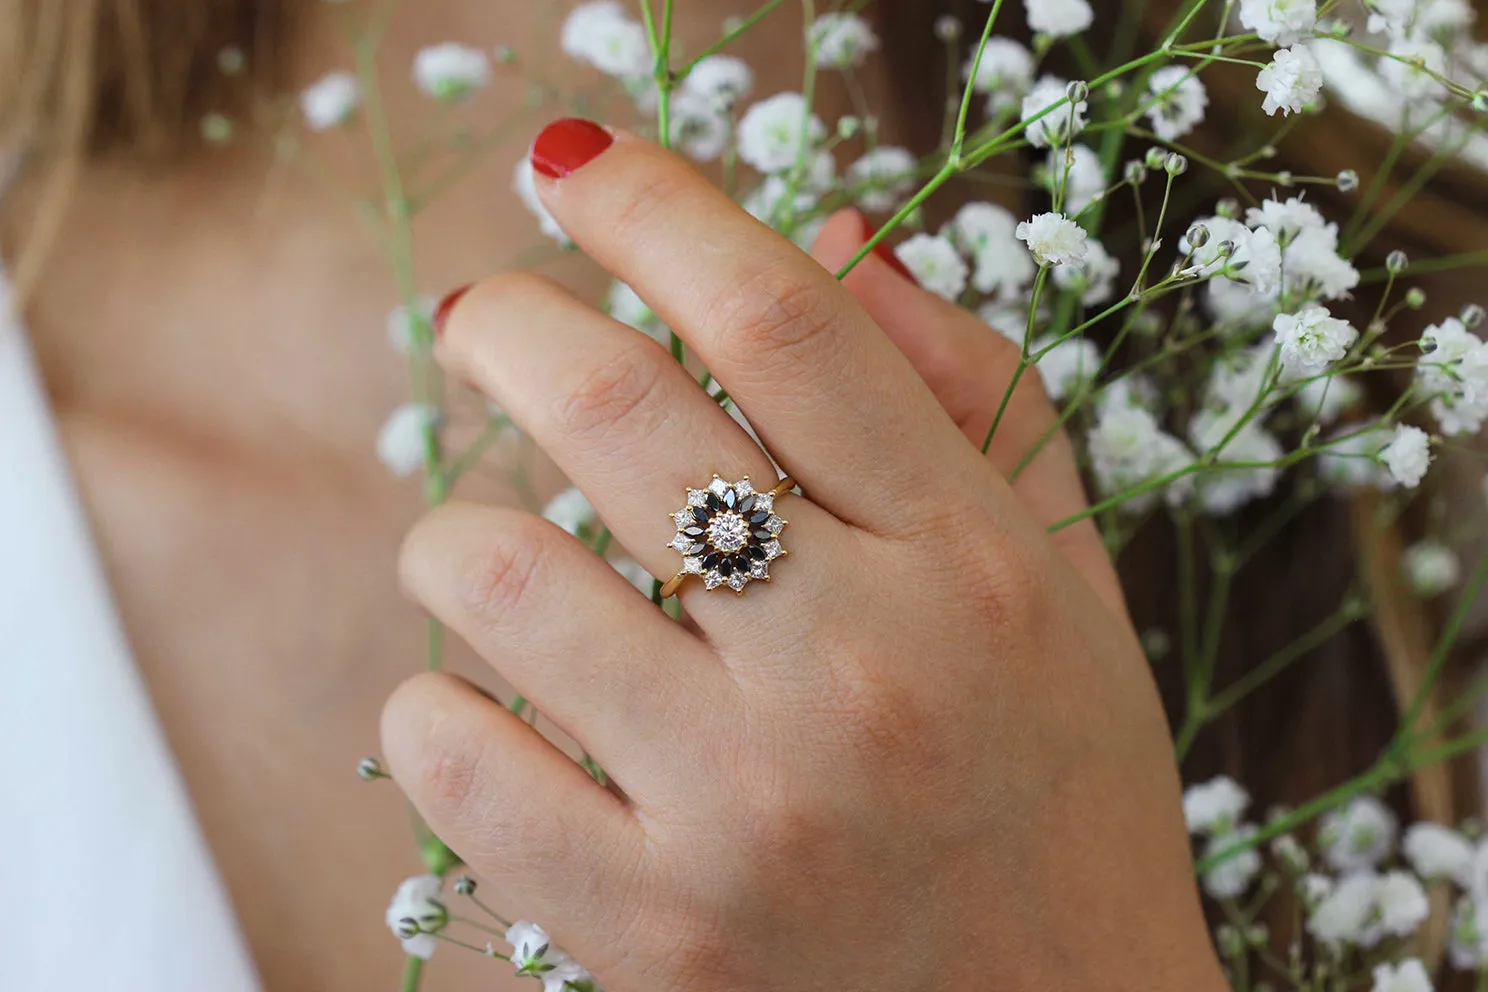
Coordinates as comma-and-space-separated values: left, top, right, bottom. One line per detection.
381, 120, 1225, 991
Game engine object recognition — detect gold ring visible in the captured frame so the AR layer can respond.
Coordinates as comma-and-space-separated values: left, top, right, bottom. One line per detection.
660, 476, 795, 597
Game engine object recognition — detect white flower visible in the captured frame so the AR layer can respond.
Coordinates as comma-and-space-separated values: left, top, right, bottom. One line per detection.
542, 487, 596, 536
1049, 144, 1108, 214
1295, 375, 1361, 425
945, 202, 1034, 298
1088, 402, 1195, 511
560, 1, 651, 78
1021, 76, 1088, 148
386, 297, 436, 354
807, 13, 879, 69
1451, 896, 1488, 969
1052, 237, 1119, 305
1246, 195, 1328, 242
300, 71, 360, 130
1183, 776, 1252, 835
506, 921, 594, 992
894, 234, 969, 301
1273, 304, 1357, 375
1187, 217, 1282, 295
606, 281, 668, 344
1145, 66, 1209, 141
1403, 821, 1474, 884
1320, 796, 1398, 873
377, 404, 437, 477
1202, 825, 1263, 899
1283, 225, 1360, 301
1238, 0, 1317, 46
1308, 871, 1379, 946
1382, 39, 1448, 102
1380, 424, 1432, 488
845, 146, 917, 212
1404, 541, 1462, 598
1016, 211, 1088, 267
1319, 423, 1394, 490
385, 875, 446, 960
1257, 46, 1323, 117
1273, 834, 1311, 873
1418, 317, 1488, 436
1371, 959, 1433, 992
1024, 0, 1093, 38
965, 38, 1035, 112
513, 159, 571, 245
737, 92, 826, 174
668, 91, 730, 161
1375, 871, 1431, 940
683, 55, 754, 109
1033, 335, 1101, 401
413, 43, 492, 102
1190, 414, 1283, 516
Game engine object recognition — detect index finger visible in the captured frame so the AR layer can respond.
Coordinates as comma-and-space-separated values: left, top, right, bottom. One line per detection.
527, 119, 1002, 533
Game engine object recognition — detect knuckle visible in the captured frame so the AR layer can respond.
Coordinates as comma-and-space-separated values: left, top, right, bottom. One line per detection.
556, 340, 674, 441
442, 270, 558, 356
450, 521, 548, 628
609, 169, 685, 244
709, 261, 842, 372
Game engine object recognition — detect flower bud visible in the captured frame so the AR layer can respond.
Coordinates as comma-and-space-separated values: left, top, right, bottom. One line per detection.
454, 876, 477, 895
200, 113, 234, 146
395, 917, 422, 939
357, 756, 386, 781
1336, 169, 1359, 193
1215, 198, 1240, 219
1463, 304, 1486, 329
217, 46, 245, 76
837, 115, 861, 139
1145, 146, 1167, 169
1473, 90, 1488, 114
934, 15, 962, 41
1386, 249, 1409, 274
1185, 222, 1211, 248
1406, 287, 1427, 310
1123, 160, 1148, 184
1164, 152, 1189, 176
1066, 80, 1089, 103
1275, 170, 1293, 187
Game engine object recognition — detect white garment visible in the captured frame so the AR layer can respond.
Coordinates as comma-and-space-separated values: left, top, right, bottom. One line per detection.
0, 278, 261, 990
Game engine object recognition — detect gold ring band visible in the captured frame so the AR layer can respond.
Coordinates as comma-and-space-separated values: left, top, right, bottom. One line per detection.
660, 475, 796, 598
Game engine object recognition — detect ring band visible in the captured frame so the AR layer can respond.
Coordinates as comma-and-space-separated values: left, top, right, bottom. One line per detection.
660, 476, 795, 598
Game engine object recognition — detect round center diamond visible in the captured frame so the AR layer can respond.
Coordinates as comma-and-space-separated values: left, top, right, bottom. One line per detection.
707, 511, 749, 553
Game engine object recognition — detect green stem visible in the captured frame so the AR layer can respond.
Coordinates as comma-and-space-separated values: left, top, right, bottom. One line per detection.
401, 956, 424, 992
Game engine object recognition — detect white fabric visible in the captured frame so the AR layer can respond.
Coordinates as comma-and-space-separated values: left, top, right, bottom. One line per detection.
0, 277, 261, 991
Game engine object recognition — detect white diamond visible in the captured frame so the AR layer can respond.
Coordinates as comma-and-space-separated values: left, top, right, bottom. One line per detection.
734, 478, 753, 498
669, 534, 693, 552
727, 571, 749, 591
682, 556, 704, 574
765, 514, 785, 535
687, 489, 708, 507
708, 477, 730, 496
754, 492, 774, 513
763, 539, 783, 560
749, 559, 769, 579
673, 509, 693, 529
707, 511, 749, 553
704, 569, 725, 590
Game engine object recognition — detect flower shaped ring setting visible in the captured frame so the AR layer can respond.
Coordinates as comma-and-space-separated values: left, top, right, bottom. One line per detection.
659, 475, 795, 597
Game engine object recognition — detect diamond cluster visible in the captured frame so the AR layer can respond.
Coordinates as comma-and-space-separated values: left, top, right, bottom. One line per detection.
667, 476, 788, 593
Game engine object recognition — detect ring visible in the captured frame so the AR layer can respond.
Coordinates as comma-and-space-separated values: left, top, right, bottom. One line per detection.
660, 475, 794, 597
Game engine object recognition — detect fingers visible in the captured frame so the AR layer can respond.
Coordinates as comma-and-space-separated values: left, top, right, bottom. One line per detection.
527, 122, 993, 533
811, 210, 1125, 617
380, 672, 645, 961
437, 272, 845, 629
400, 501, 737, 794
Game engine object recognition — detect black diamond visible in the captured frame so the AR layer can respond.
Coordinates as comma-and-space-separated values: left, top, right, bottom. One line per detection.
752, 528, 773, 541
719, 558, 734, 576
738, 494, 756, 514
692, 507, 711, 525
706, 493, 722, 511
746, 545, 766, 560
683, 526, 706, 538
749, 511, 770, 524
731, 554, 749, 573
687, 543, 707, 555
723, 488, 737, 508
702, 551, 722, 569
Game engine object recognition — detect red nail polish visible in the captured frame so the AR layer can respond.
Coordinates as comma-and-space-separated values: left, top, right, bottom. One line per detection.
531, 118, 614, 179
433, 284, 472, 338
858, 213, 918, 285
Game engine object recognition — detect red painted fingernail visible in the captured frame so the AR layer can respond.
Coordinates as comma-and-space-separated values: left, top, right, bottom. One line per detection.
531, 118, 614, 179
858, 213, 918, 285
433, 284, 472, 338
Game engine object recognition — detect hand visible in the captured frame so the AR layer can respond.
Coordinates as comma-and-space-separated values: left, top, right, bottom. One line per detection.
382, 120, 1224, 991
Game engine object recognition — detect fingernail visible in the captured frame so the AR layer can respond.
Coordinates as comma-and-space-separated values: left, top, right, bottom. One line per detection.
433, 284, 472, 338
858, 213, 918, 285
531, 118, 614, 180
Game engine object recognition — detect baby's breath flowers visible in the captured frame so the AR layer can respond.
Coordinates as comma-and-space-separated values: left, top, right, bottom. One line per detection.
1020, 76, 1089, 148
1380, 424, 1433, 489
376, 404, 438, 477
300, 71, 360, 130
413, 43, 492, 102
1256, 46, 1324, 117
894, 234, 969, 301
1015, 212, 1088, 267
386, 875, 447, 960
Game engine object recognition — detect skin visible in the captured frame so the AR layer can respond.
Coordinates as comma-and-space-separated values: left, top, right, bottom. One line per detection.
13, 2, 1223, 989
381, 130, 1228, 990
